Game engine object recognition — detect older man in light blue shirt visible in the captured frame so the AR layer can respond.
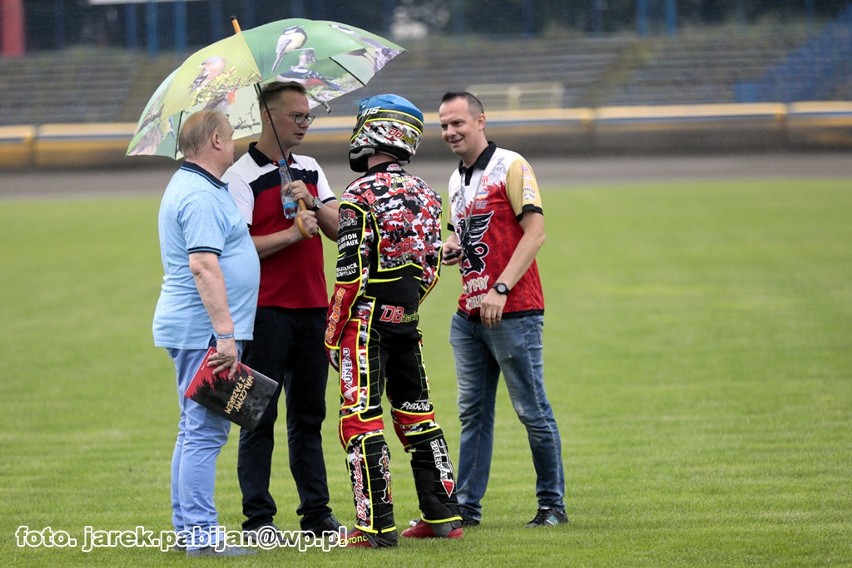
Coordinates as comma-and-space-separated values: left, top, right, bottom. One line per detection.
153, 110, 259, 557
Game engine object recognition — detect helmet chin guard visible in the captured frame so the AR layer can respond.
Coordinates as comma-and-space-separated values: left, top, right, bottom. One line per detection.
349, 94, 424, 172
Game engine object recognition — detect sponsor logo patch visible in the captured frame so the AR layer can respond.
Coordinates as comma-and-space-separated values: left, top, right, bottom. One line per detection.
430, 439, 455, 497
349, 447, 369, 524
400, 401, 431, 412
341, 348, 356, 401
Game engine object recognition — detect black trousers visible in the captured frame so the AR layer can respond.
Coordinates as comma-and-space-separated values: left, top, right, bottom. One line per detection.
337, 300, 460, 533
237, 307, 332, 531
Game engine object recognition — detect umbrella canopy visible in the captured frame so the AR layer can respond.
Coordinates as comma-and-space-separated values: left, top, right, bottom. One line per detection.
127, 18, 404, 158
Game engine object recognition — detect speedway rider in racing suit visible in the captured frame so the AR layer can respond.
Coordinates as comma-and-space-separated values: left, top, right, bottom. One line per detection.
325, 94, 463, 548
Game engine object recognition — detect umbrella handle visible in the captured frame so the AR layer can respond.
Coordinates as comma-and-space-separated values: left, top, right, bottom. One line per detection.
295, 199, 313, 239
232, 14, 310, 238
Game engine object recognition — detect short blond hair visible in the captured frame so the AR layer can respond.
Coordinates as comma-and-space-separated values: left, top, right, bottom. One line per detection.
178, 110, 228, 159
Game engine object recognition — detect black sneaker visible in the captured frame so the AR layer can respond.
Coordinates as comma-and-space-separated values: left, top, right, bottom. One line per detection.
304, 514, 344, 543
461, 515, 480, 527
186, 544, 256, 557
525, 507, 569, 528
243, 522, 288, 546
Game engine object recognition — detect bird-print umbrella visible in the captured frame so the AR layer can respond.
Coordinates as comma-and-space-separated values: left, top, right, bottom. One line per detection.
127, 18, 404, 158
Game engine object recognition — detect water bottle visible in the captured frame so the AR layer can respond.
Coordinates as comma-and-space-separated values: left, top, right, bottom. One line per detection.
278, 160, 297, 219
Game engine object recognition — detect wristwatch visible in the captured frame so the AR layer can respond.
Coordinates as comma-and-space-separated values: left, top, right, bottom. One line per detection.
492, 282, 510, 295
309, 196, 322, 211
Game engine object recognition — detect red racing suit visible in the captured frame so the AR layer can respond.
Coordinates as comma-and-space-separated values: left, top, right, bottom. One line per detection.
325, 161, 461, 536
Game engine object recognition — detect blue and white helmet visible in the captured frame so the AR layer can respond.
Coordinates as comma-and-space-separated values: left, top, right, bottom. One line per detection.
349, 94, 424, 172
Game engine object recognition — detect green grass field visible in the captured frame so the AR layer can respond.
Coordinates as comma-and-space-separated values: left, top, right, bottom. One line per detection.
1, 178, 850, 567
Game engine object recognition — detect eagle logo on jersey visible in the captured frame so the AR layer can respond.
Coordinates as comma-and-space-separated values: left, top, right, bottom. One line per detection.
458, 211, 493, 275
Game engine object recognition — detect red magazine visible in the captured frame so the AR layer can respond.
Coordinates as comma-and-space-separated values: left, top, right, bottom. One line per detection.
184, 348, 278, 430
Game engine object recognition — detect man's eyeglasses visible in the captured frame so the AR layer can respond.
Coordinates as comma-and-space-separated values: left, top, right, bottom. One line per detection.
268, 109, 316, 126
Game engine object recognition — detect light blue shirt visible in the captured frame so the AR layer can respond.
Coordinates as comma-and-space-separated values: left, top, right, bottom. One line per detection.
153, 162, 260, 349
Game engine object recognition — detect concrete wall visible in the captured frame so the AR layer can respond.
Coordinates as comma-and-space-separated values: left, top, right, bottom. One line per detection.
1, 102, 850, 171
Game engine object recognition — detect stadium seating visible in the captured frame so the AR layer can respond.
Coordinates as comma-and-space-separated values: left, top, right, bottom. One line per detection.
735, 5, 852, 102
0, 20, 848, 127
0, 49, 139, 124
607, 28, 810, 106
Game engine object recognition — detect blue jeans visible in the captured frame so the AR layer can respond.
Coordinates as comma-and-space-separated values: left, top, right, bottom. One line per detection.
168, 345, 241, 551
450, 313, 565, 520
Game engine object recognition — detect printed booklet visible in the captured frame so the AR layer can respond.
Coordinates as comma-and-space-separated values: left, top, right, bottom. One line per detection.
184, 347, 277, 430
